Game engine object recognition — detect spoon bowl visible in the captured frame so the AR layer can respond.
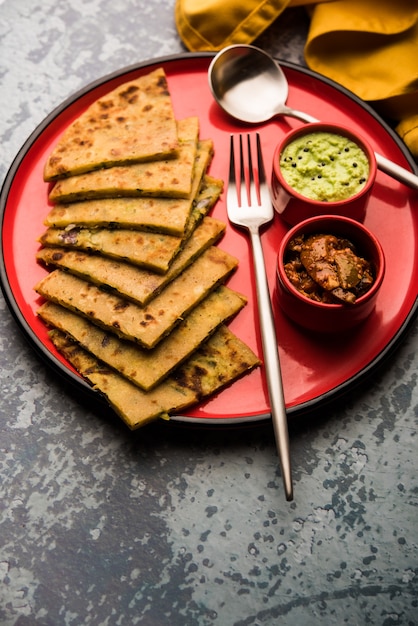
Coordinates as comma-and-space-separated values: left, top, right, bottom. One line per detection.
208, 44, 316, 125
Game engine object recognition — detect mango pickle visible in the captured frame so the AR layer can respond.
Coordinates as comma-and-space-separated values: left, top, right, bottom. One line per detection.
284, 233, 375, 304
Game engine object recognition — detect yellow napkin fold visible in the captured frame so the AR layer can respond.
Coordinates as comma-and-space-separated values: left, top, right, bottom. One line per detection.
175, 0, 325, 52
175, 0, 418, 157
397, 115, 418, 158
305, 0, 418, 157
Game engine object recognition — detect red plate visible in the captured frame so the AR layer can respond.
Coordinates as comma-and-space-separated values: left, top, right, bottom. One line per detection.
1, 53, 417, 424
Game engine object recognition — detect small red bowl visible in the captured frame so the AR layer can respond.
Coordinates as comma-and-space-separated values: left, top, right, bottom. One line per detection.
271, 123, 377, 226
276, 215, 385, 333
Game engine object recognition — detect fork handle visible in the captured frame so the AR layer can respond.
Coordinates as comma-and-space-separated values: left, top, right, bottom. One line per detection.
250, 228, 293, 501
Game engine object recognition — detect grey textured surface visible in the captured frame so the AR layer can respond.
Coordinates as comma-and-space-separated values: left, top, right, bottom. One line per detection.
0, 2, 417, 625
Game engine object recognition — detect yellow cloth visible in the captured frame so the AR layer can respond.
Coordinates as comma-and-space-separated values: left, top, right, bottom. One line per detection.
176, 0, 281, 52
305, 0, 418, 158
175, 0, 418, 158
174, 0, 330, 52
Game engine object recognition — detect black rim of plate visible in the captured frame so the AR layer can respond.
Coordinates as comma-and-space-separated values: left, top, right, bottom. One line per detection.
1, 51, 417, 424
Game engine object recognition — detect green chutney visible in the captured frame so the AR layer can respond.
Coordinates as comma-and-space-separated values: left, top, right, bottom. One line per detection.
280, 131, 369, 202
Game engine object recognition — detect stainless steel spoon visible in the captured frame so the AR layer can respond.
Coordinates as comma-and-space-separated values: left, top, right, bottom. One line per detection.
208, 44, 418, 191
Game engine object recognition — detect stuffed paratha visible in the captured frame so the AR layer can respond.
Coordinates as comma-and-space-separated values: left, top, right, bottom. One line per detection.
36, 216, 226, 306
49, 325, 260, 429
43, 142, 217, 237
39, 173, 222, 272
35, 262, 240, 349
48, 117, 199, 202
38, 282, 246, 390
44, 68, 178, 181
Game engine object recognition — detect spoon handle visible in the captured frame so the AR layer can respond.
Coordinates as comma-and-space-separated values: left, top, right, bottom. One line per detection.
374, 153, 418, 191
281, 106, 317, 124
281, 107, 418, 191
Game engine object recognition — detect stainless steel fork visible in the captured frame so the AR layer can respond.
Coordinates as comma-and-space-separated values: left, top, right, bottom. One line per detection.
227, 133, 293, 501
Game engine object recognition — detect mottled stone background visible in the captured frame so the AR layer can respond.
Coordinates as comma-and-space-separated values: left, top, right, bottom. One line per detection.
0, 1, 417, 625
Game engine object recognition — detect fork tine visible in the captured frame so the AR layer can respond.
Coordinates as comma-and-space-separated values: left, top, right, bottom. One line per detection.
255, 132, 266, 186
229, 134, 244, 207
228, 134, 236, 186
238, 134, 245, 185
246, 134, 258, 207
238, 134, 247, 206
256, 131, 271, 206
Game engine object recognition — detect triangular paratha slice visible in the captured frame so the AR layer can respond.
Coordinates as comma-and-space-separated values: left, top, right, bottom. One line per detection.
48, 325, 260, 429
38, 172, 222, 273
43, 141, 216, 237
44, 196, 193, 237
48, 117, 199, 203
44, 68, 178, 181
35, 247, 239, 349
36, 216, 226, 306
38, 280, 247, 390
38, 225, 182, 273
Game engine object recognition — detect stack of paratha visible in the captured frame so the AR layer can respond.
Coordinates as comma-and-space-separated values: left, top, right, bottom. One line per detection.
34, 68, 260, 429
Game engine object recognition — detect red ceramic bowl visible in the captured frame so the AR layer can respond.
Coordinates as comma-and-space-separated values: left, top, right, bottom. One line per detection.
276, 215, 385, 333
271, 122, 377, 226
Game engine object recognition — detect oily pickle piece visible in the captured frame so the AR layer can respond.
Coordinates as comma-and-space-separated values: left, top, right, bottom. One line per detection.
284, 233, 374, 304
